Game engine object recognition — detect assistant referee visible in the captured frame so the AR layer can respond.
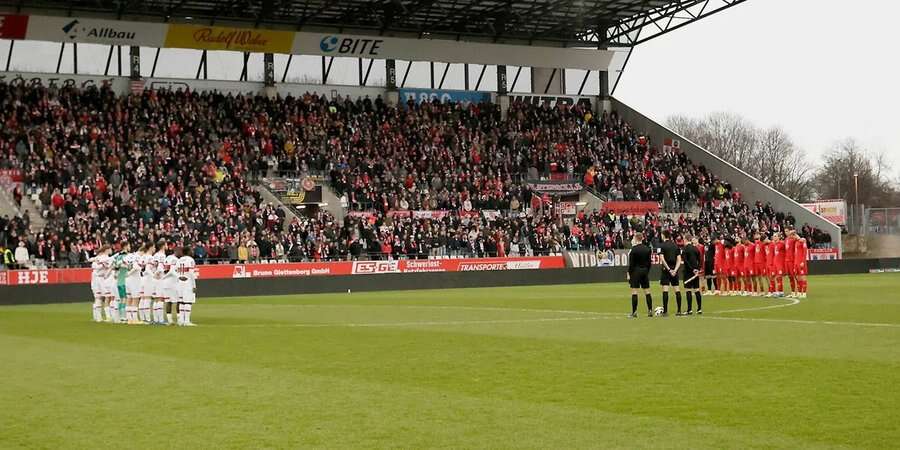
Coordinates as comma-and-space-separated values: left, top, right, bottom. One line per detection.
627, 231, 654, 318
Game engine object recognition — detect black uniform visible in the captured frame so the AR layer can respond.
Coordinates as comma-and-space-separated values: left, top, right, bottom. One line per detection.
682, 244, 702, 289
658, 240, 681, 286
628, 243, 652, 289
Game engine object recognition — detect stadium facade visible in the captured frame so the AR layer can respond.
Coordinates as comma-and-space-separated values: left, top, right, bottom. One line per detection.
0, 0, 841, 255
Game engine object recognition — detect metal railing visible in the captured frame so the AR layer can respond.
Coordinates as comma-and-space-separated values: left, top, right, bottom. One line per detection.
866, 207, 900, 235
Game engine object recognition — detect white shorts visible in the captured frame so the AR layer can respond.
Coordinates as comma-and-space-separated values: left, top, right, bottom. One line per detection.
178, 282, 196, 304
151, 278, 163, 298
140, 276, 152, 297
91, 277, 101, 297
125, 277, 141, 298
163, 280, 178, 302
102, 278, 117, 297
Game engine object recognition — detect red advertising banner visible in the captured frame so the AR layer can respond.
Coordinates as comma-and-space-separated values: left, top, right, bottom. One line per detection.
2, 268, 92, 286
0, 169, 24, 186
386, 210, 412, 218
347, 211, 378, 220
411, 210, 451, 220
0, 15, 29, 39
602, 201, 660, 215
0, 257, 565, 286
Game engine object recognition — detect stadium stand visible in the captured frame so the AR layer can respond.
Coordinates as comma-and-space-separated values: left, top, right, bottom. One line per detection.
0, 80, 834, 269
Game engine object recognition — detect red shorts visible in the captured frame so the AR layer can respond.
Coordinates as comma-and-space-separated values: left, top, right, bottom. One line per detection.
784, 262, 795, 275
714, 261, 725, 274
745, 266, 754, 277
795, 263, 808, 276
771, 266, 784, 277
729, 269, 738, 277
755, 264, 766, 276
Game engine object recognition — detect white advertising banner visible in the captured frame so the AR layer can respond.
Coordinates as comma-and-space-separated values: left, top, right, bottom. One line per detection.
17, 15, 614, 70
0, 71, 130, 91
508, 93, 594, 108
293, 32, 614, 70
25, 15, 167, 47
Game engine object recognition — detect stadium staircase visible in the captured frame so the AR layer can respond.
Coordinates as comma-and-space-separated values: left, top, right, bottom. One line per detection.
20, 194, 47, 233
579, 189, 605, 214
254, 184, 302, 230
318, 184, 346, 219
0, 189, 46, 233
0, 189, 21, 218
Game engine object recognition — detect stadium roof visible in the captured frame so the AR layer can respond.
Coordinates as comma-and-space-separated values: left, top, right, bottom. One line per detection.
1, 0, 748, 47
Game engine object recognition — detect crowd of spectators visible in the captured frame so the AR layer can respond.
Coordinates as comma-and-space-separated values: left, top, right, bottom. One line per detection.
0, 80, 830, 269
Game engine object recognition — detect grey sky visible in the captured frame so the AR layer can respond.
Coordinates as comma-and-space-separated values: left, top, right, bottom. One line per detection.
614, 0, 900, 178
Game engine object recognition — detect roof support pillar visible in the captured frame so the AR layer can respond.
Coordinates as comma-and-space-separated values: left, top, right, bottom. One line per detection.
497, 65, 508, 95
263, 53, 275, 87
263, 52, 276, 98
129, 46, 141, 80
385, 59, 397, 90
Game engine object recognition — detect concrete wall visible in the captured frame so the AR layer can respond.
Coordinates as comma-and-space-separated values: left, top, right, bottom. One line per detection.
611, 97, 842, 256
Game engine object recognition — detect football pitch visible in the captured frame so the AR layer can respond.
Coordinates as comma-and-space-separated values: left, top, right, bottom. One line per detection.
2, 273, 899, 449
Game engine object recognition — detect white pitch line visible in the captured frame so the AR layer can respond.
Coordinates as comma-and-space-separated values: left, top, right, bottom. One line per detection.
702, 316, 900, 329
711, 297, 801, 314
204, 298, 900, 329
209, 316, 609, 329
211, 303, 619, 317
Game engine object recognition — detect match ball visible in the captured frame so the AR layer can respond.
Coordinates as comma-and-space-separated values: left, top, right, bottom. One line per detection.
654, 307, 665, 317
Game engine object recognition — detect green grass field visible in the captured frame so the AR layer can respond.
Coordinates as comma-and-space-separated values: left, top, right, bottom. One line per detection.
2, 273, 899, 449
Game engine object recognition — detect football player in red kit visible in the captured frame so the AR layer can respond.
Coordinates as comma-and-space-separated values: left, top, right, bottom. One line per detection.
713, 236, 726, 295
722, 241, 734, 296
753, 234, 766, 296
794, 236, 809, 298
733, 239, 746, 296
772, 232, 786, 297
784, 228, 798, 297
763, 235, 776, 297
743, 237, 756, 296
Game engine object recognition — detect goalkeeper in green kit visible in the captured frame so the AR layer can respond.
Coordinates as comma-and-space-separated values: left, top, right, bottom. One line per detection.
113, 242, 131, 323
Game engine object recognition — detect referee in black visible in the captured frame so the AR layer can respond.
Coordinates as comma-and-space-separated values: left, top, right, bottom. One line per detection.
627, 231, 654, 318
658, 230, 683, 316
682, 234, 703, 315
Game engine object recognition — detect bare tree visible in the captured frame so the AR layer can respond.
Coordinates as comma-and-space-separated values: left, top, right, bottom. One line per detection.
813, 139, 898, 207
666, 113, 814, 201
756, 127, 815, 201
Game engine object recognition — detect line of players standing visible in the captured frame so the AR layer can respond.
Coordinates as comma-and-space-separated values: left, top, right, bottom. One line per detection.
90, 240, 198, 326
627, 226, 810, 318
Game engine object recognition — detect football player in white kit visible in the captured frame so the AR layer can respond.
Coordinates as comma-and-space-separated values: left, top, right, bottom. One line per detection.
93, 246, 115, 322
151, 240, 168, 324
175, 246, 198, 326
102, 247, 119, 323
124, 244, 144, 324
90, 245, 110, 322
162, 249, 180, 324
138, 242, 156, 323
